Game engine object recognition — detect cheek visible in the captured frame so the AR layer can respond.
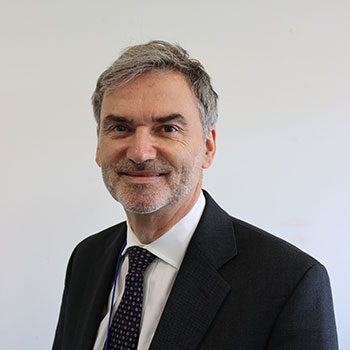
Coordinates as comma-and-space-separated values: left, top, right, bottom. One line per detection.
97, 140, 123, 162
169, 144, 205, 169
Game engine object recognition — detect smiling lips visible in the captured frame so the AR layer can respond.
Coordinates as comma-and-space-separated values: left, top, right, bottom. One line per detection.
122, 171, 163, 177
120, 170, 167, 183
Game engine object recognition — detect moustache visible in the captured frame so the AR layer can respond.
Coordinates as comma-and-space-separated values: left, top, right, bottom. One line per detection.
113, 160, 172, 173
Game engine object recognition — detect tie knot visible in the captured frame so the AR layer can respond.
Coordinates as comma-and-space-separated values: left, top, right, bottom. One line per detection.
127, 246, 156, 274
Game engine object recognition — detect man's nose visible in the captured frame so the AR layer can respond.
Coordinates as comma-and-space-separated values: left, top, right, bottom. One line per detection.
126, 127, 157, 164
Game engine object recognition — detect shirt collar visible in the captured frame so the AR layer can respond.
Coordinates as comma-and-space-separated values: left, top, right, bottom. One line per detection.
124, 191, 206, 270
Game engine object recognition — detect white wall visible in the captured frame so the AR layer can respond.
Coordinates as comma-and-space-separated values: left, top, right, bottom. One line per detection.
1, 0, 349, 348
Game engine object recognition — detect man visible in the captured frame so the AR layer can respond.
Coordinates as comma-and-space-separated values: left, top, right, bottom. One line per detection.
53, 41, 338, 350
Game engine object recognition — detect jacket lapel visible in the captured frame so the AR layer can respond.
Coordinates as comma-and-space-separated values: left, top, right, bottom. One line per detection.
150, 191, 237, 350
72, 223, 127, 349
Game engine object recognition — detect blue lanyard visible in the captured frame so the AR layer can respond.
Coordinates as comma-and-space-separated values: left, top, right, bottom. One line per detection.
104, 240, 127, 350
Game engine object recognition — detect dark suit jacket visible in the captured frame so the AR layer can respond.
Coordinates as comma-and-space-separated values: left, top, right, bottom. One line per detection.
53, 191, 338, 349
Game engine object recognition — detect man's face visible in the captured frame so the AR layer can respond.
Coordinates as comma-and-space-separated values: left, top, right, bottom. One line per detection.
96, 70, 216, 214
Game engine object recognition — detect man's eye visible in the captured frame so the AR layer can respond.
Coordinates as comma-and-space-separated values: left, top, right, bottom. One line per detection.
113, 125, 127, 132
162, 125, 176, 133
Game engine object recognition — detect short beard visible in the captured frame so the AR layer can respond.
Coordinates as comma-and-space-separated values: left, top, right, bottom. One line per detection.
100, 157, 203, 215
113, 183, 177, 214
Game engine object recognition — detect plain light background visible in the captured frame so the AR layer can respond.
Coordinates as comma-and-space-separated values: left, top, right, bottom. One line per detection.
1, 0, 349, 348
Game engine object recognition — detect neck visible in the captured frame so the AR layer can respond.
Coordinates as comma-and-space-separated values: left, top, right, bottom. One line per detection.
125, 184, 202, 244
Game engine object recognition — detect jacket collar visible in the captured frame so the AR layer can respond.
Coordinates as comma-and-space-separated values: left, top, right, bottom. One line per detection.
150, 190, 237, 350
72, 223, 127, 349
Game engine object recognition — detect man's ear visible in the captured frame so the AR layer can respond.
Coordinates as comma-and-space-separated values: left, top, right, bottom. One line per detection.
95, 145, 101, 167
202, 127, 216, 169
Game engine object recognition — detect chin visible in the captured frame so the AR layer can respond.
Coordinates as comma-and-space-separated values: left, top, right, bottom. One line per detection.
107, 178, 199, 215
119, 197, 171, 215
113, 188, 173, 215
123, 205, 162, 215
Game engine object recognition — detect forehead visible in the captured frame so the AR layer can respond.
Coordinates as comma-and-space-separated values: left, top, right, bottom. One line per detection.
100, 70, 201, 121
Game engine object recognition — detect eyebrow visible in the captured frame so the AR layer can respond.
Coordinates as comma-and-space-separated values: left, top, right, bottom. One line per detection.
153, 113, 187, 126
101, 113, 188, 129
101, 115, 130, 130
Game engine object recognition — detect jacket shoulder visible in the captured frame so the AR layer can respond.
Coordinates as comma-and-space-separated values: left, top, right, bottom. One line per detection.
232, 216, 320, 266
72, 221, 127, 259
227, 215, 328, 296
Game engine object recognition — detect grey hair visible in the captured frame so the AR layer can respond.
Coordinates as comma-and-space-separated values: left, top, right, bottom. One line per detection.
91, 40, 218, 135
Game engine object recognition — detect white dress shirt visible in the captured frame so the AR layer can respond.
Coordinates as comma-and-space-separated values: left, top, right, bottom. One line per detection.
93, 192, 206, 350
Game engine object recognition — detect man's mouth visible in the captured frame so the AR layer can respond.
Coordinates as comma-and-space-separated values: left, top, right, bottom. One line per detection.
120, 171, 166, 177
118, 170, 168, 183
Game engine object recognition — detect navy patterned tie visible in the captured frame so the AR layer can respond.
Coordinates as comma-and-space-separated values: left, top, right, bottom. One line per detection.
107, 246, 156, 350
